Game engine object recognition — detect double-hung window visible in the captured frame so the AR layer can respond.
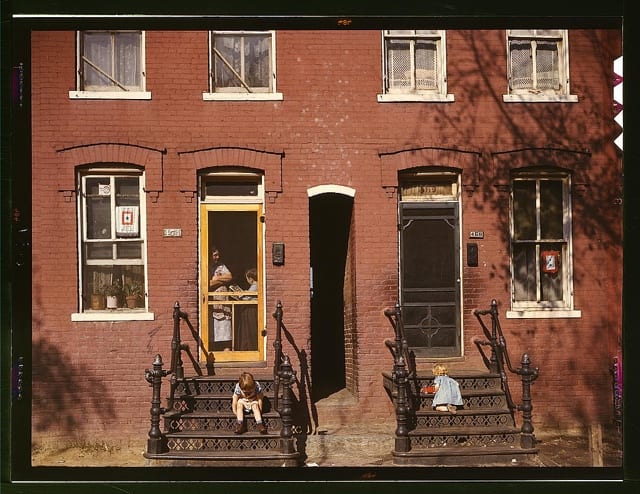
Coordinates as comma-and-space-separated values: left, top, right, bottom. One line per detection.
203, 31, 282, 101
378, 30, 453, 103
73, 169, 152, 321
69, 31, 151, 100
508, 172, 580, 318
504, 30, 577, 102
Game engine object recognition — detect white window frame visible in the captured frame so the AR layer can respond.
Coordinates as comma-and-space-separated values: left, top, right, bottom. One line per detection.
69, 30, 152, 100
507, 172, 580, 319
503, 29, 578, 103
378, 30, 454, 103
72, 167, 154, 321
203, 31, 283, 101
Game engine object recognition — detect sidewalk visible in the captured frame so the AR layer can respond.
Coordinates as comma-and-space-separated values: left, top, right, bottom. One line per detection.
31, 424, 623, 469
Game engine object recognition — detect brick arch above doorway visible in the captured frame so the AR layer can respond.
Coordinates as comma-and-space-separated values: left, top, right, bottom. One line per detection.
307, 184, 356, 198
378, 146, 481, 197
178, 146, 285, 202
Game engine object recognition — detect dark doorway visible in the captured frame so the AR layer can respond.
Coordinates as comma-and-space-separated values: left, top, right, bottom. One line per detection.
309, 193, 353, 402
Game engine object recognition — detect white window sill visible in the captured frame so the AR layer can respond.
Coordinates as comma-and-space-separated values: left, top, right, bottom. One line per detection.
69, 91, 152, 100
202, 92, 283, 101
503, 94, 578, 103
72, 311, 155, 322
506, 309, 581, 319
377, 93, 455, 103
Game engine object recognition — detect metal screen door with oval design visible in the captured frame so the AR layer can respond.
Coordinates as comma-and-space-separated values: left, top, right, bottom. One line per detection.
400, 201, 461, 357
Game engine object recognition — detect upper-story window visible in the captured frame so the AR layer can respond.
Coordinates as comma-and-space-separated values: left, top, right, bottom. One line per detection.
504, 30, 577, 102
203, 31, 283, 101
507, 171, 580, 318
69, 31, 151, 100
378, 30, 454, 103
72, 168, 153, 321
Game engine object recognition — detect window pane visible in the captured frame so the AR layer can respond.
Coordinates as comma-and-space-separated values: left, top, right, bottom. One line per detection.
86, 242, 114, 260
214, 36, 242, 88
83, 32, 112, 87
387, 39, 411, 88
415, 40, 437, 89
115, 177, 140, 206
540, 180, 563, 239
540, 243, 563, 301
86, 178, 112, 239
510, 41, 533, 89
513, 180, 536, 240
513, 244, 536, 301
114, 32, 141, 87
536, 41, 559, 89
244, 35, 270, 88
117, 242, 142, 259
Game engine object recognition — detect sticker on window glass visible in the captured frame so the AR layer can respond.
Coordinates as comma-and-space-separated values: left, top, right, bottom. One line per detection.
98, 184, 111, 196
541, 250, 559, 274
116, 206, 139, 236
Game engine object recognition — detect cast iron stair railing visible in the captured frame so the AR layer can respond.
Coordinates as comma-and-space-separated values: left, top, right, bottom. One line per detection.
383, 300, 540, 465
143, 301, 301, 466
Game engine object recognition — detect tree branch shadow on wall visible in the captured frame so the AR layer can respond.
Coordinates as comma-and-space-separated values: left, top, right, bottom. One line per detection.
32, 338, 116, 437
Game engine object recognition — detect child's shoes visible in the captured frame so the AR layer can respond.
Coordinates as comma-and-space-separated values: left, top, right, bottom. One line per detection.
234, 422, 246, 434
257, 423, 268, 434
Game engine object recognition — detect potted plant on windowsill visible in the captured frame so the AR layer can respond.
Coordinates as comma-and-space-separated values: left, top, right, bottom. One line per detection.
90, 282, 106, 310
104, 281, 122, 309
123, 281, 143, 309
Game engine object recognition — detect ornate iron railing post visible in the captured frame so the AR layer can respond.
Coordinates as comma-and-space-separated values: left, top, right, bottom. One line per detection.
393, 355, 410, 452
488, 299, 499, 373
272, 300, 284, 412
278, 354, 295, 454
517, 353, 539, 449
144, 354, 170, 454
171, 301, 185, 379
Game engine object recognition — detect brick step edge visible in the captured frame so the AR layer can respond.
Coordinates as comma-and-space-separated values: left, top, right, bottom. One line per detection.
392, 446, 539, 466
408, 425, 521, 436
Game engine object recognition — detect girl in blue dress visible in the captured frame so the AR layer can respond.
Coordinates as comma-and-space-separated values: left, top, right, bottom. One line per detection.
432, 363, 464, 413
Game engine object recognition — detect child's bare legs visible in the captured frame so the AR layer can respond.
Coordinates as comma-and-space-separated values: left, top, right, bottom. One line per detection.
250, 402, 263, 423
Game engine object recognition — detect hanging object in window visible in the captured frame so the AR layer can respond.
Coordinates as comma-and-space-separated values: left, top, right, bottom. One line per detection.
541, 250, 559, 274
116, 206, 139, 237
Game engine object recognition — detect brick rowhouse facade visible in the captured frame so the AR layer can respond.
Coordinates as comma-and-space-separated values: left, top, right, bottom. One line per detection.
29, 28, 623, 447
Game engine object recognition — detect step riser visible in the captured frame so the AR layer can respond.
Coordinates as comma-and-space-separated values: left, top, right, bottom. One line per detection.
415, 414, 514, 428
166, 416, 283, 433
169, 397, 275, 414
414, 376, 502, 391
411, 432, 521, 449
175, 380, 276, 396
168, 436, 282, 452
417, 394, 507, 410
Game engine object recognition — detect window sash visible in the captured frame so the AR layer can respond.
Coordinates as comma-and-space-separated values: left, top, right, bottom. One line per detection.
79, 172, 147, 311
80, 31, 143, 91
508, 30, 565, 93
211, 32, 273, 93
511, 177, 570, 307
384, 31, 443, 94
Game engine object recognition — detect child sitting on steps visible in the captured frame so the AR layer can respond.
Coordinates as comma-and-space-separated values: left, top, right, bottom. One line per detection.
431, 363, 464, 414
232, 371, 267, 434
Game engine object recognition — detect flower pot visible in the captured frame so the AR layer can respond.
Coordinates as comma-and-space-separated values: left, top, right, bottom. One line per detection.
125, 295, 140, 309
90, 294, 106, 310
106, 295, 119, 309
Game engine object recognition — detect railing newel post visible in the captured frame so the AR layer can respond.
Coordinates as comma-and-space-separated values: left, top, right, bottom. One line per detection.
144, 354, 170, 455
279, 354, 295, 454
517, 352, 539, 449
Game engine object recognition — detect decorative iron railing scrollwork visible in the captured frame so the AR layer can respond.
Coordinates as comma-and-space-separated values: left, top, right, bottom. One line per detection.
472, 299, 539, 448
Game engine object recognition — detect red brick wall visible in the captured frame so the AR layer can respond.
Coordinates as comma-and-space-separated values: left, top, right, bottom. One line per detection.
29, 28, 622, 445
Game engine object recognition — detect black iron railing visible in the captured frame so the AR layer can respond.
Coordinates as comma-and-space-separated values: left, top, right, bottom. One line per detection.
383, 303, 416, 453
145, 301, 296, 456
472, 299, 539, 448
